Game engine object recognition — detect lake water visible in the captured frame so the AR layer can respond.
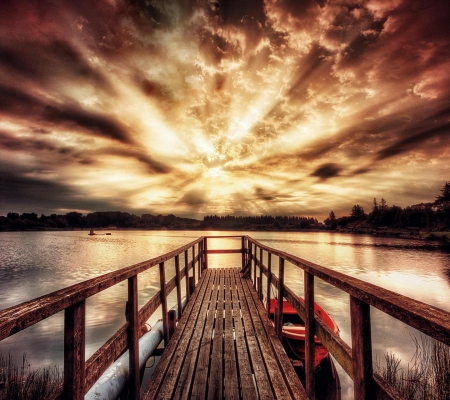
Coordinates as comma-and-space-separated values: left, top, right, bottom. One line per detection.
1, 230, 449, 399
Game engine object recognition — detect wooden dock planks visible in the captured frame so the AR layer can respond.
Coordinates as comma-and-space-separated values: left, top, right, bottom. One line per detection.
142, 268, 306, 400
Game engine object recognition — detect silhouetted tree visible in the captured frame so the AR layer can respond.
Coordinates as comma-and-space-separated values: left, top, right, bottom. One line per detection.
351, 205, 366, 220
435, 181, 450, 209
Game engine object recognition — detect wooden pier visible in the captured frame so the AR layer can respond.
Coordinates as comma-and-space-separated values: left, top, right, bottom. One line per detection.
143, 268, 305, 400
1, 235, 450, 400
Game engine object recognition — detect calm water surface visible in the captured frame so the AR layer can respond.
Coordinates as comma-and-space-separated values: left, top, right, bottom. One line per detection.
1, 230, 449, 399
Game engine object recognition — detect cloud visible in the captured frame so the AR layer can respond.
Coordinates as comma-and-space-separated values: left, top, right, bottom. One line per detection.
0, 85, 133, 144
311, 163, 342, 181
375, 122, 450, 161
0, 165, 111, 214
1, 0, 450, 219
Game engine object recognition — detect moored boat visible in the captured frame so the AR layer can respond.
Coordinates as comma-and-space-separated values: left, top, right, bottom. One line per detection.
268, 297, 341, 399
268, 297, 339, 367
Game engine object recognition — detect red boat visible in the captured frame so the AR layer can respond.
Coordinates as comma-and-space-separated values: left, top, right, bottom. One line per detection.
268, 298, 341, 399
268, 297, 339, 367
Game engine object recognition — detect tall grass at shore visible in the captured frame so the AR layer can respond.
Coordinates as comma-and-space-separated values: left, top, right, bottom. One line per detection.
0, 353, 62, 400
376, 335, 450, 399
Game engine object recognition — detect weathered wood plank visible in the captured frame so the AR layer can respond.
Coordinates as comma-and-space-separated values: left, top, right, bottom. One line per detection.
241, 273, 298, 399
190, 269, 219, 399
207, 269, 224, 400
141, 269, 213, 400
172, 267, 215, 400
236, 274, 274, 400
224, 269, 239, 399
230, 270, 257, 400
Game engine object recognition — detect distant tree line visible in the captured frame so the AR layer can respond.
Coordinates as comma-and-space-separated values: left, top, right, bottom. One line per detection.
202, 215, 319, 230
0, 211, 319, 231
324, 182, 450, 232
0, 211, 201, 231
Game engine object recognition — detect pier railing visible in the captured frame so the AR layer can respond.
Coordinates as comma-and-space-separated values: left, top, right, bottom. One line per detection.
0, 237, 206, 400
240, 236, 450, 400
1, 234, 449, 400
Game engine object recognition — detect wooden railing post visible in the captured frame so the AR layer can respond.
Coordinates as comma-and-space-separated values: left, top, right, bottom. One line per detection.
197, 242, 202, 278
184, 250, 190, 301
159, 262, 169, 346
189, 276, 195, 295
248, 242, 253, 278
168, 309, 177, 340
63, 300, 86, 400
276, 257, 285, 339
304, 271, 315, 399
246, 237, 249, 269
350, 295, 375, 400
192, 245, 196, 286
204, 237, 208, 270
266, 253, 272, 319
258, 248, 263, 298
241, 236, 246, 270
175, 255, 182, 318
127, 275, 140, 399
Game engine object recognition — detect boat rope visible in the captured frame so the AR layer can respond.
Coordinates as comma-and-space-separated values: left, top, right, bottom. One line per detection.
285, 336, 306, 362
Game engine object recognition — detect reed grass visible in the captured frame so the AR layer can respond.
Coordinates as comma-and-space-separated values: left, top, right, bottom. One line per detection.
0, 353, 62, 400
376, 335, 450, 400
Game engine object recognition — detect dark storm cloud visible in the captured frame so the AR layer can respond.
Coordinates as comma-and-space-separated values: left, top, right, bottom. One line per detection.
285, 44, 333, 101
375, 122, 450, 161
106, 148, 172, 174
139, 78, 172, 101
0, 85, 133, 144
210, 0, 266, 53
216, 0, 266, 24
310, 163, 342, 181
198, 29, 240, 67
254, 187, 275, 201
0, 40, 110, 89
0, 166, 112, 213
43, 104, 133, 144
0, 130, 58, 153
252, 186, 294, 202
176, 189, 210, 214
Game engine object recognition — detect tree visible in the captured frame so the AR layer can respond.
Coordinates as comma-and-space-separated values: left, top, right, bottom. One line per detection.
329, 211, 337, 230
324, 211, 337, 230
435, 182, 450, 209
351, 204, 366, 220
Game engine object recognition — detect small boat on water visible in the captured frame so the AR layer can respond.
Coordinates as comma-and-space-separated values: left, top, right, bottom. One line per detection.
268, 298, 341, 399
88, 229, 112, 236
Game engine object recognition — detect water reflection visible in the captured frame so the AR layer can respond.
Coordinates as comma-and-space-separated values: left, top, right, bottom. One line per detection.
1, 230, 449, 399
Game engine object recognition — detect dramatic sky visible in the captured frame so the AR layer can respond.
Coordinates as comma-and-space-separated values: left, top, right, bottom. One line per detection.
1, 0, 449, 220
